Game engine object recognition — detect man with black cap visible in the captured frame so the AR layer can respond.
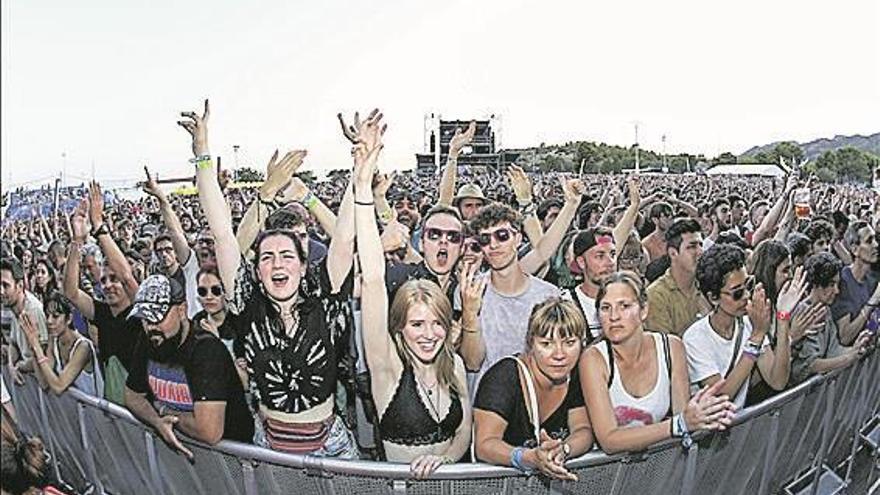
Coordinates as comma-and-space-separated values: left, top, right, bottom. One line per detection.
124, 275, 253, 456
567, 227, 617, 342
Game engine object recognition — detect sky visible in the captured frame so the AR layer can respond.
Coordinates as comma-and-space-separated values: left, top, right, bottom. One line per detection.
2, 0, 879, 188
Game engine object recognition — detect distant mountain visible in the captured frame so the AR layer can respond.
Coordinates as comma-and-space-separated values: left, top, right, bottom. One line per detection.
741, 133, 880, 161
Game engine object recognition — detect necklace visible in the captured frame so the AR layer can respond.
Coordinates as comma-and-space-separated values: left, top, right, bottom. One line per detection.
415, 372, 441, 421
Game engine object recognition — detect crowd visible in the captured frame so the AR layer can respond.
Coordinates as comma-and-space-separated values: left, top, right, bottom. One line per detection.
1, 100, 878, 491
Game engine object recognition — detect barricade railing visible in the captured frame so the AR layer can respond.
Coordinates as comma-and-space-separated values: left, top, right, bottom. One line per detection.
5, 349, 878, 495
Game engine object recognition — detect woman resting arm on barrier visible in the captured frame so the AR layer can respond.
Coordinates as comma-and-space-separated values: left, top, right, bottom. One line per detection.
473, 298, 593, 481
21, 293, 102, 397
581, 272, 736, 454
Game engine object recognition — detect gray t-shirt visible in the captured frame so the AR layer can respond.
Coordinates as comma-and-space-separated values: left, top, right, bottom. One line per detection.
790, 300, 846, 386
470, 274, 561, 396
9, 291, 48, 362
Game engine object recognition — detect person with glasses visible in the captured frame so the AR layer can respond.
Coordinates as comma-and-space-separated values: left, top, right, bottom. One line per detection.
463, 203, 561, 392
683, 244, 795, 409
581, 272, 735, 454
21, 291, 103, 397
641, 202, 674, 263
191, 267, 241, 364
142, 168, 208, 319
188, 100, 358, 457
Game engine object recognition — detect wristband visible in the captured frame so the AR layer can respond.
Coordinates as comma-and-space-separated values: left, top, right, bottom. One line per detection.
36, 356, 49, 366
510, 447, 533, 473
301, 191, 319, 210
189, 154, 211, 164
775, 310, 792, 322
520, 202, 537, 216
377, 209, 393, 224
91, 223, 110, 238
355, 200, 375, 206
743, 339, 764, 357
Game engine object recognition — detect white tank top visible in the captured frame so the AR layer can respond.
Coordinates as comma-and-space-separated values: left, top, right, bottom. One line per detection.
595, 333, 671, 427
53, 336, 104, 398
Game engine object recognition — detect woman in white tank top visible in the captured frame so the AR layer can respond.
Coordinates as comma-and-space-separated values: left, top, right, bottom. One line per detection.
20, 292, 103, 398
580, 272, 736, 454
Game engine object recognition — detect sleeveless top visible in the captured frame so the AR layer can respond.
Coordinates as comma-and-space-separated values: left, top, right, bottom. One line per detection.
595, 332, 671, 427
53, 335, 104, 398
378, 364, 463, 447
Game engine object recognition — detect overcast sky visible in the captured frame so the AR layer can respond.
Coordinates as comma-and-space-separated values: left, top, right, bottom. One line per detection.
2, 0, 878, 187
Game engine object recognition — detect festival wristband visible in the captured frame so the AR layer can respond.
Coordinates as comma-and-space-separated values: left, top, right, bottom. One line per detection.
301, 191, 319, 210
775, 310, 792, 322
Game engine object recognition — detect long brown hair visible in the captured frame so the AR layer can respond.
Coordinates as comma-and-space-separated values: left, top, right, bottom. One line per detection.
388, 279, 460, 395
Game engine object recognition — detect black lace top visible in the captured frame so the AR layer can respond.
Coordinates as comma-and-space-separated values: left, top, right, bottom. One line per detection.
378, 364, 463, 446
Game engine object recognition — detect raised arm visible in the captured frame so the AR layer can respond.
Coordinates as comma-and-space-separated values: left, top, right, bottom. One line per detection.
279, 177, 339, 235
753, 175, 795, 246
521, 177, 583, 274
236, 149, 306, 253
457, 261, 487, 371
181, 100, 239, 294
613, 176, 641, 252
63, 201, 95, 320
353, 123, 401, 389
143, 167, 193, 265
437, 121, 475, 206
508, 165, 543, 247
89, 182, 139, 299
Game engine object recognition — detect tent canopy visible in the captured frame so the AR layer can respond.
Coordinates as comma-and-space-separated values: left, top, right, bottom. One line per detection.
705, 163, 789, 177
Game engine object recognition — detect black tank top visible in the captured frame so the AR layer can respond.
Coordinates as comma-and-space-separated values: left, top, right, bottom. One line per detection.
378, 364, 463, 446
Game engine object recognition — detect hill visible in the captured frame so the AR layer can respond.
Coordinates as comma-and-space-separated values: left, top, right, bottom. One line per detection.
741, 132, 880, 161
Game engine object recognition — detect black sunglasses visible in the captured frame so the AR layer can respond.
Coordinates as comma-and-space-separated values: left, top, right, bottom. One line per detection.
477, 228, 518, 247
425, 228, 463, 244
721, 276, 755, 301
464, 239, 482, 253
197, 285, 223, 297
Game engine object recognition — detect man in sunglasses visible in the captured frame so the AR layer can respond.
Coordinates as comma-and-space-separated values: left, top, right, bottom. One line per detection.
385, 205, 465, 308
684, 243, 791, 409
125, 275, 253, 455
463, 203, 561, 390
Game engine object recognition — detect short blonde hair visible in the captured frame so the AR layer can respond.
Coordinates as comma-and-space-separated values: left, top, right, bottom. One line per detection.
525, 297, 587, 351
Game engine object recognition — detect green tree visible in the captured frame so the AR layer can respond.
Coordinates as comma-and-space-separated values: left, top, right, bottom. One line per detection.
715, 152, 737, 164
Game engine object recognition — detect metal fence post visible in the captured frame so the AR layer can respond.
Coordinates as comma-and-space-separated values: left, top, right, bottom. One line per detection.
679, 443, 699, 495
37, 385, 62, 484
241, 460, 258, 495
144, 432, 164, 495
809, 377, 838, 495
77, 402, 104, 495
758, 409, 780, 495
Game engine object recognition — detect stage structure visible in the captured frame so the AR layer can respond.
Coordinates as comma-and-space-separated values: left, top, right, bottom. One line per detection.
416, 113, 521, 175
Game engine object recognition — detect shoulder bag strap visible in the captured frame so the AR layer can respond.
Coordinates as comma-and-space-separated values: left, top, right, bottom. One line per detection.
510, 356, 541, 443
660, 332, 673, 417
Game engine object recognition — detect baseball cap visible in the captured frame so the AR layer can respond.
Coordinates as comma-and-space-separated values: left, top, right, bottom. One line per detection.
569, 228, 615, 274
453, 184, 487, 206
128, 275, 186, 324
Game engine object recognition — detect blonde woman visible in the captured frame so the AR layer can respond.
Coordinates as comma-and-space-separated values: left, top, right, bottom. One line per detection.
355, 125, 472, 478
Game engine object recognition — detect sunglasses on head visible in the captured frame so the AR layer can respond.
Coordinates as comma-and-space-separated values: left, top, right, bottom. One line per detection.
721, 276, 755, 301
425, 228, 463, 244
197, 285, 223, 297
477, 227, 518, 247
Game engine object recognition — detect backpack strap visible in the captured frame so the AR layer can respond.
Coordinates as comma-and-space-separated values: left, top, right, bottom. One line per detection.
724, 318, 744, 378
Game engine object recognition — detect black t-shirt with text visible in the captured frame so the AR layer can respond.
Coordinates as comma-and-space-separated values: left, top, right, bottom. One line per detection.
126, 328, 254, 443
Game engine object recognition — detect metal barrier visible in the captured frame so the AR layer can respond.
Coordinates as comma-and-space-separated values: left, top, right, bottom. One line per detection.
5, 349, 878, 495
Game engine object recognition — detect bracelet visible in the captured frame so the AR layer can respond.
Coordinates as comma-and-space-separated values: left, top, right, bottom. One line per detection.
189, 154, 211, 164
520, 202, 537, 216
510, 447, 533, 473
91, 223, 110, 237
377, 209, 393, 224
743, 339, 764, 357
301, 192, 319, 210
355, 200, 375, 206
36, 356, 49, 366
776, 310, 792, 322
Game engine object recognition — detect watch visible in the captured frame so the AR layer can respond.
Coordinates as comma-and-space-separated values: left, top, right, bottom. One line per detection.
562, 442, 572, 459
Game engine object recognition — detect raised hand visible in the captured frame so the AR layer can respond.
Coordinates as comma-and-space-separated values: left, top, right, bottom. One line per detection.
747, 283, 772, 340
70, 199, 90, 243
506, 165, 533, 205
88, 181, 105, 227
260, 149, 307, 202
458, 261, 487, 318
627, 175, 641, 206
776, 266, 807, 314
155, 415, 194, 460
142, 166, 164, 200
684, 380, 737, 432
448, 121, 476, 157
337, 109, 386, 150
380, 218, 410, 253
20, 312, 41, 350
177, 99, 210, 158
561, 176, 585, 205
790, 302, 827, 343
277, 177, 310, 204
372, 171, 396, 198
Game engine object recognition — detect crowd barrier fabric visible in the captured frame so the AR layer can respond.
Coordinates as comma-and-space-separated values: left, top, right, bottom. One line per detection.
5, 349, 878, 495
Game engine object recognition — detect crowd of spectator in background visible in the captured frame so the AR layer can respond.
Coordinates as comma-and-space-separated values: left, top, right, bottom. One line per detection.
1, 101, 878, 493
